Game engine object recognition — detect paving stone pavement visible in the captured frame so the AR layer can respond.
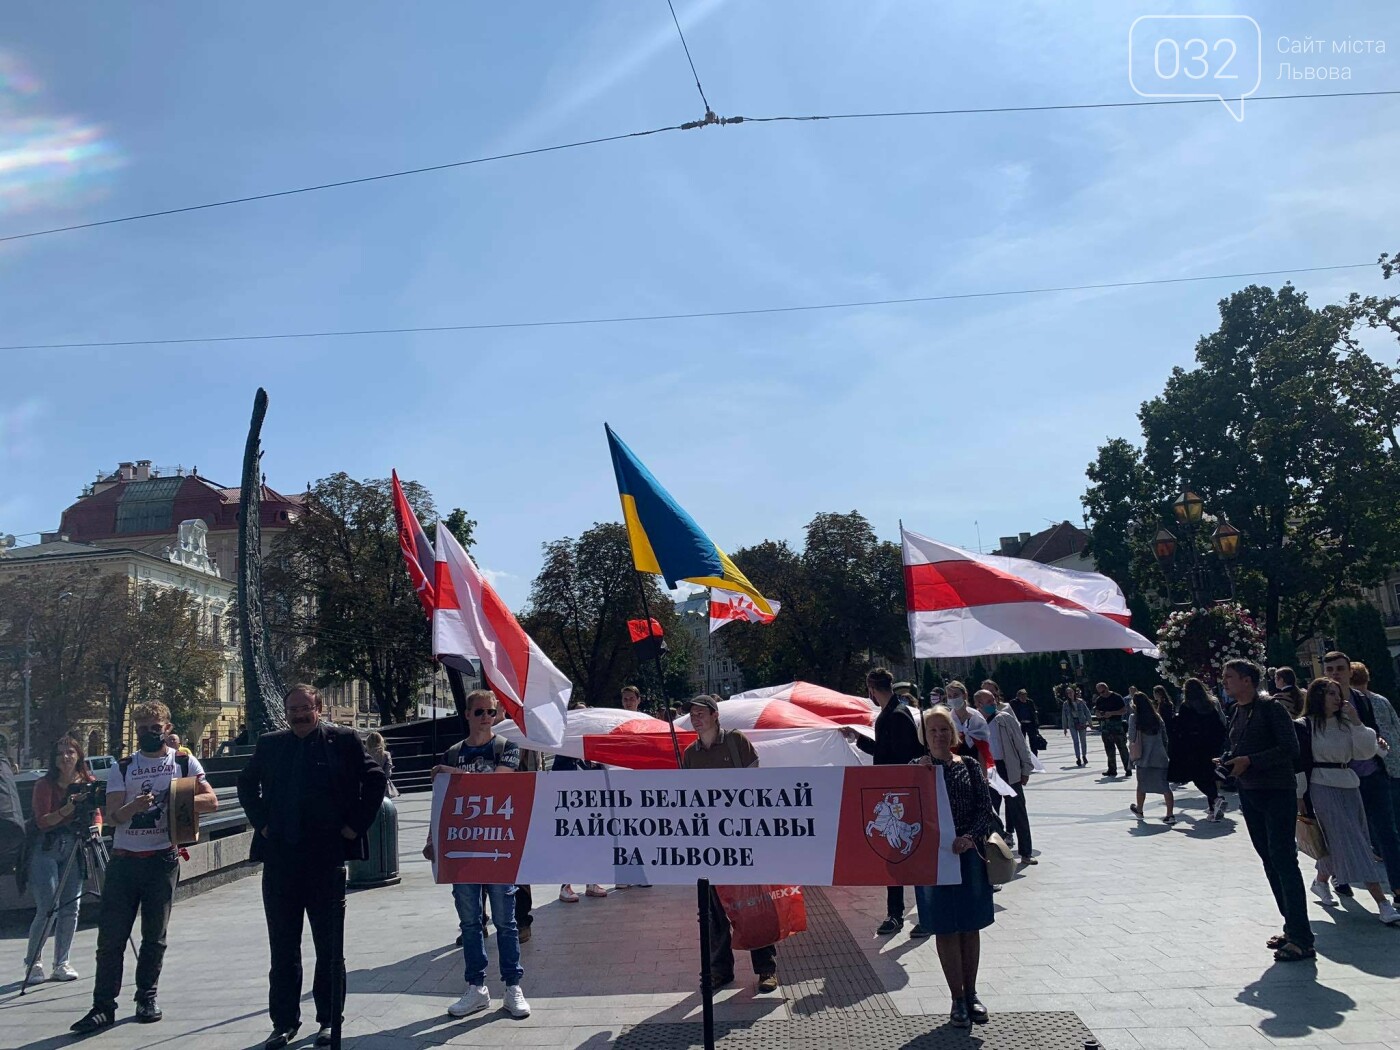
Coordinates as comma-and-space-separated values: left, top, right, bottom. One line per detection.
4, 733, 1400, 1048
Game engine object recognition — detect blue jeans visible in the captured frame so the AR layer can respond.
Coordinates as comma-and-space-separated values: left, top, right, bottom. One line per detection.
1067, 726, 1087, 762
26, 832, 85, 970
451, 883, 522, 988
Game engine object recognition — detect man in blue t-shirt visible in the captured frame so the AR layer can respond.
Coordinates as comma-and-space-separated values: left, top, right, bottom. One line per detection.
422, 690, 528, 1019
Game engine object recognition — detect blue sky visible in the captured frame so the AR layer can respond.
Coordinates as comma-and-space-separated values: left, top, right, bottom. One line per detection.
3, 1, 1398, 609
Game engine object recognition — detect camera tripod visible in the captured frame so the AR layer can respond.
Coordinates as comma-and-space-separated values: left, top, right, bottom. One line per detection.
20, 823, 136, 996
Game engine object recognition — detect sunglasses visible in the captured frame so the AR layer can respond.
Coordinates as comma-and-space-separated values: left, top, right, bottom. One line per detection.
472, 708, 498, 717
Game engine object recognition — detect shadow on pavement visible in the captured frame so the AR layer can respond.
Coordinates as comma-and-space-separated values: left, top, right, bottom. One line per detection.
1237, 969, 1352, 1039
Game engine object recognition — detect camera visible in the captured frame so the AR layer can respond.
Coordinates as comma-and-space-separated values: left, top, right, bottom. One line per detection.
66, 781, 107, 811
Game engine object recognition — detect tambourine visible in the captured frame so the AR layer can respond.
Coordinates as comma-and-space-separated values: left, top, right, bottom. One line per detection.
169, 776, 201, 846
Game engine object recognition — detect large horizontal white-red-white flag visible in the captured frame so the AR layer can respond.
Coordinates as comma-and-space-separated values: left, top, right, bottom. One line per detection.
709, 587, 781, 633
901, 528, 1159, 659
494, 697, 873, 770
433, 522, 570, 747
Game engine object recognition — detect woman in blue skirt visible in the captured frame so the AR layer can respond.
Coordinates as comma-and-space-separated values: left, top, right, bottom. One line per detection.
912, 706, 998, 1029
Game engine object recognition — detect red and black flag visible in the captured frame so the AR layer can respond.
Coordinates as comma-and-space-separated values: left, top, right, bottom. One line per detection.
627, 618, 667, 663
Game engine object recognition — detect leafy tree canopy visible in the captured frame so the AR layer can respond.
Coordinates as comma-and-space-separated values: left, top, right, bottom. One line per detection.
1083, 275, 1400, 651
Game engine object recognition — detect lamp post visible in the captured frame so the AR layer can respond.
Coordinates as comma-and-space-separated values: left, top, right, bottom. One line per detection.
1150, 491, 1242, 609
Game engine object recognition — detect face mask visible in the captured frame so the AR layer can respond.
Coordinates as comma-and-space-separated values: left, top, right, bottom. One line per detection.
138, 730, 165, 753
981, 705, 998, 718
948, 696, 966, 711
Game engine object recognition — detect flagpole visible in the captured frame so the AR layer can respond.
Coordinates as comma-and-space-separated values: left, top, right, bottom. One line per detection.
633, 571, 685, 768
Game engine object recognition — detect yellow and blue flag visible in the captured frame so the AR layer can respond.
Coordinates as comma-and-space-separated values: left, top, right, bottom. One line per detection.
605, 424, 776, 618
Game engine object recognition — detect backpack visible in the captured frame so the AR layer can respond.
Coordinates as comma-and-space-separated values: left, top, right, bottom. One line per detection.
444, 737, 509, 770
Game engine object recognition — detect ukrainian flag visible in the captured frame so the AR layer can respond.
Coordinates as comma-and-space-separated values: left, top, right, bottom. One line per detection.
605, 424, 776, 618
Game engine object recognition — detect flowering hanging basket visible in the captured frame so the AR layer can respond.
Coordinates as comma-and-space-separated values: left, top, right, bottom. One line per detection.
1155, 602, 1266, 686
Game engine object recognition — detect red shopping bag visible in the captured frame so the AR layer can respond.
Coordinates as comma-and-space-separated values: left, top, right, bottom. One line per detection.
714, 885, 807, 950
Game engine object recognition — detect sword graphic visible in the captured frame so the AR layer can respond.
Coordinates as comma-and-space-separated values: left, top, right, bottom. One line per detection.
445, 850, 514, 860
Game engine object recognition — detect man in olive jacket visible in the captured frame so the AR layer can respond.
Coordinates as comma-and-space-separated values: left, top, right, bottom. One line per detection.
237, 685, 387, 1049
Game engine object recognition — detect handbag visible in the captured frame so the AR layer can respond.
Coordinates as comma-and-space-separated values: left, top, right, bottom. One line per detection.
1128, 734, 1143, 762
1295, 815, 1328, 860
979, 832, 1017, 885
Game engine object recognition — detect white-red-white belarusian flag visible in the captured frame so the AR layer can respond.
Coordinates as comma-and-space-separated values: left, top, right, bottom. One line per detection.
433, 523, 570, 747
494, 696, 873, 770
709, 587, 781, 633
901, 528, 1158, 658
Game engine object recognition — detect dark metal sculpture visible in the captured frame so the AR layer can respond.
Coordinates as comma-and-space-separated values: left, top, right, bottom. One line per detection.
239, 388, 288, 739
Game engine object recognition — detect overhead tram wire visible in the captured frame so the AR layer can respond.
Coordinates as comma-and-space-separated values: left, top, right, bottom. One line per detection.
0, 262, 1372, 353
0, 124, 686, 245
1, 88, 1396, 245
667, 0, 715, 119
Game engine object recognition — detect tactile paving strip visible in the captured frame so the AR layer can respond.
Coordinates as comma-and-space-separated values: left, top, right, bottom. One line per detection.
613, 1011, 1099, 1049
775, 886, 897, 1017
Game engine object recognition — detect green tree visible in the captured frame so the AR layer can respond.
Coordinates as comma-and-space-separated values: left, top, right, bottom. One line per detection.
266, 473, 440, 724
0, 572, 112, 752
1332, 603, 1398, 700
94, 584, 226, 753
1083, 281, 1400, 650
722, 512, 906, 694
520, 522, 677, 706
968, 659, 988, 692
0, 573, 224, 756
442, 508, 477, 551
920, 662, 939, 698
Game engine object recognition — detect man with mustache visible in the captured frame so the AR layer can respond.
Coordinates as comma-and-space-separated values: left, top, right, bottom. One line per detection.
238, 684, 387, 1049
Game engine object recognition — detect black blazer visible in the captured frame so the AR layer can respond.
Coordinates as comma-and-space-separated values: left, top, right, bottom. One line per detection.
237, 723, 388, 863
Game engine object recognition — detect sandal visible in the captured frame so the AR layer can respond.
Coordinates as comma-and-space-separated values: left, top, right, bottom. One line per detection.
1266, 934, 1288, 950
1272, 942, 1316, 963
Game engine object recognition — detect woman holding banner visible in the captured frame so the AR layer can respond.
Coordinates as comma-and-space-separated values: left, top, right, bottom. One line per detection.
912, 706, 997, 1029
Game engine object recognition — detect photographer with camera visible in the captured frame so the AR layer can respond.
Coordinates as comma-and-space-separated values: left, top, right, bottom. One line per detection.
70, 702, 217, 1035
23, 735, 102, 983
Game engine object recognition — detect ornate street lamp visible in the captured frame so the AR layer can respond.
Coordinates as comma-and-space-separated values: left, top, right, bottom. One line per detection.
1210, 519, 1241, 560
1152, 529, 1178, 567
1173, 490, 1204, 525
1151, 493, 1242, 607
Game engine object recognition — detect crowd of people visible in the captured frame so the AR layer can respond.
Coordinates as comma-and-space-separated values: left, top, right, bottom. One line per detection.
15, 651, 1400, 1040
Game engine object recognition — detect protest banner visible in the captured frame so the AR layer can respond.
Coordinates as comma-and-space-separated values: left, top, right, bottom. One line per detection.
429, 764, 957, 887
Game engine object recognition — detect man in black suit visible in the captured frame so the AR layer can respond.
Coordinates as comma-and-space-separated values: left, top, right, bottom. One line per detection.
237, 685, 387, 1050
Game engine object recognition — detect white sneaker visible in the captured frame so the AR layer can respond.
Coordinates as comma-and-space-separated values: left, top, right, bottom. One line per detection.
25, 960, 45, 981
448, 985, 491, 1017
1379, 901, 1400, 926
559, 884, 579, 903
503, 984, 531, 1018
51, 962, 79, 981
585, 884, 608, 897
1311, 880, 1336, 906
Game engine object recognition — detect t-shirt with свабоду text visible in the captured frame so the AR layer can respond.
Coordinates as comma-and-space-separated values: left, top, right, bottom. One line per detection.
107, 748, 205, 854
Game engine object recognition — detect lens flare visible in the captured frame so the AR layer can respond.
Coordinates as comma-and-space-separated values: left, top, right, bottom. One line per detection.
0, 51, 122, 217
